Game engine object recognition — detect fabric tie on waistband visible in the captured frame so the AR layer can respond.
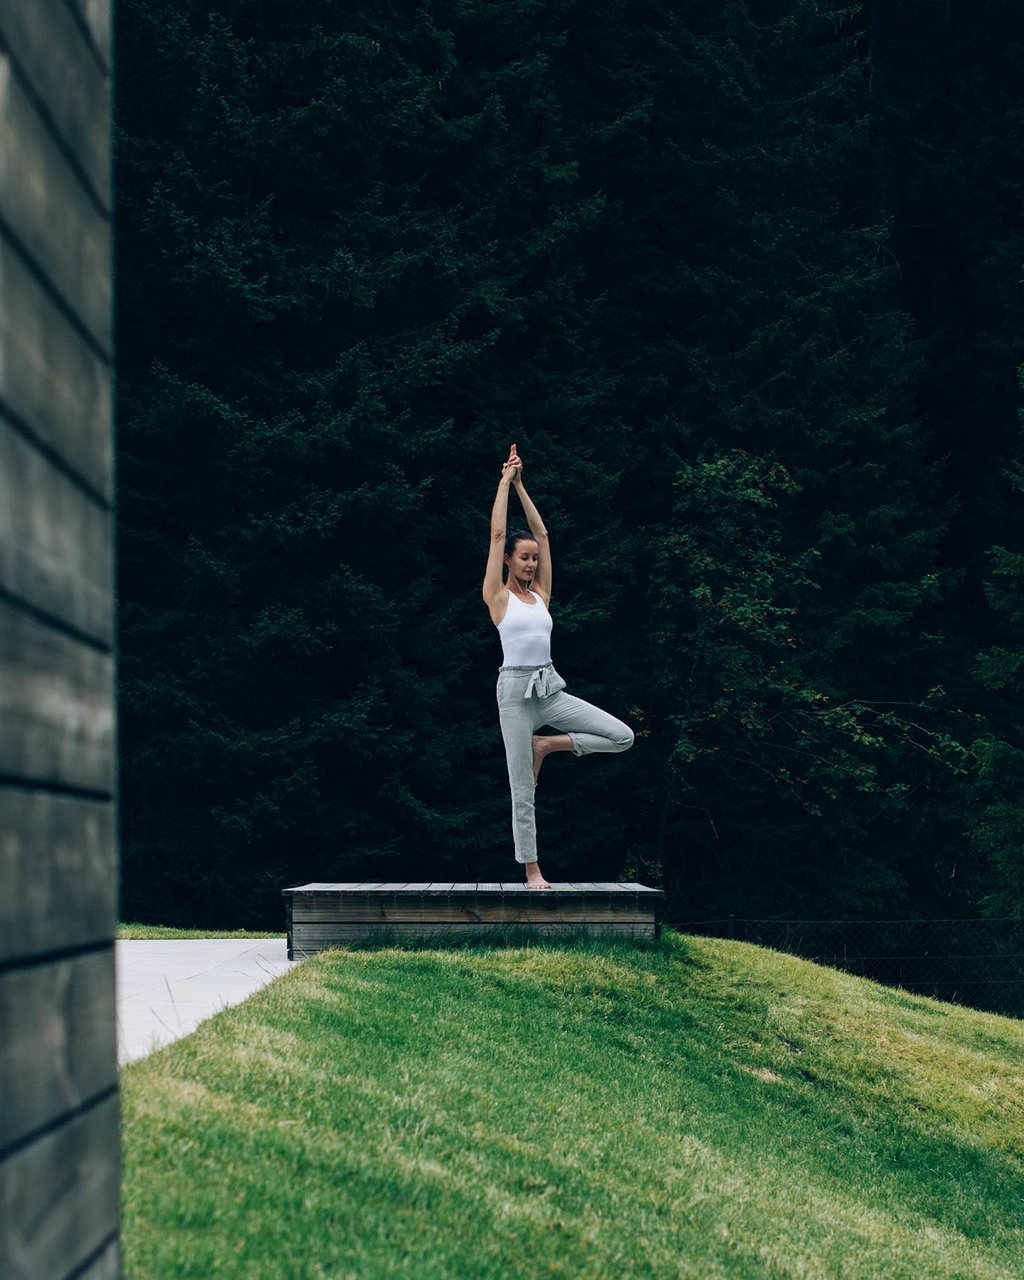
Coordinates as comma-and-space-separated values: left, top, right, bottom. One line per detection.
523, 665, 556, 699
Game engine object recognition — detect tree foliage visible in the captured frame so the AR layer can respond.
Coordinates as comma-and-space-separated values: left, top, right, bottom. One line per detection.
116, 0, 1024, 926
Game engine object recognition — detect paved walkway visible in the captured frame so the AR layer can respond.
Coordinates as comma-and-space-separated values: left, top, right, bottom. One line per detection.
116, 938, 294, 1065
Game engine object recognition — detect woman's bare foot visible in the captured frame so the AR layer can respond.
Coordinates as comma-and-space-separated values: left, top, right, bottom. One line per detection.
532, 733, 573, 782
524, 861, 551, 889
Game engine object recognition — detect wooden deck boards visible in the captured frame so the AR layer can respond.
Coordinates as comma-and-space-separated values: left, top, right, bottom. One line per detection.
283, 882, 664, 957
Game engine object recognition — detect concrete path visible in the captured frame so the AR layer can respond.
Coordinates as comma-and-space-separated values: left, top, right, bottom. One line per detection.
116, 938, 294, 1065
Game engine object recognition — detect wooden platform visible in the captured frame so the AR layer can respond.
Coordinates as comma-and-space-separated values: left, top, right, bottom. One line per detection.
283, 882, 665, 957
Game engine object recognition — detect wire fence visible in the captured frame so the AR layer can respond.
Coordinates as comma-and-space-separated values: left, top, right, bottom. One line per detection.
670, 916, 1024, 1019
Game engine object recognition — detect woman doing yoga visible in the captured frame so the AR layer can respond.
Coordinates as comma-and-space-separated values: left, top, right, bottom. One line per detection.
482, 443, 634, 889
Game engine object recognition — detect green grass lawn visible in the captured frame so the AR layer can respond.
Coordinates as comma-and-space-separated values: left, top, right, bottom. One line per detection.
121, 932, 1024, 1279
118, 923, 284, 939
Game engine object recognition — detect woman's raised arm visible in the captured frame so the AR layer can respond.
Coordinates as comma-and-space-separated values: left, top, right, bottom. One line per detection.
482, 445, 519, 624
512, 469, 552, 604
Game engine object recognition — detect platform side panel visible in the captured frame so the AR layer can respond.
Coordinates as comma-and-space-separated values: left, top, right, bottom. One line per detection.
290, 901, 650, 924
290, 920, 657, 953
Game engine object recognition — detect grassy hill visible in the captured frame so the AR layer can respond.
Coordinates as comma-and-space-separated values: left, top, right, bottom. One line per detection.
121, 933, 1024, 1279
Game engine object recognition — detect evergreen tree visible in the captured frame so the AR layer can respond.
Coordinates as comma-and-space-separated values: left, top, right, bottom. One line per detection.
117, 0, 644, 923
570, 0, 967, 914
866, 0, 1024, 914
116, 0, 1020, 926
970, 420, 1024, 915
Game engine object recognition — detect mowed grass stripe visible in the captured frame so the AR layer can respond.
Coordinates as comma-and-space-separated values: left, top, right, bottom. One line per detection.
121, 933, 1024, 1279
118, 923, 284, 939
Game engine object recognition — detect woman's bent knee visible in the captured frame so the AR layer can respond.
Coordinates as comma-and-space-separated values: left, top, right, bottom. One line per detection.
613, 725, 634, 752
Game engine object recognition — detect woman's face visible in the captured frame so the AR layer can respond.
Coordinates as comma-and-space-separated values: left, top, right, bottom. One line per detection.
505, 539, 540, 584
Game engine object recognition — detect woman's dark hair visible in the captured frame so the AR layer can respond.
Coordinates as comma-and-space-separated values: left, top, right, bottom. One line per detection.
504, 529, 535, 556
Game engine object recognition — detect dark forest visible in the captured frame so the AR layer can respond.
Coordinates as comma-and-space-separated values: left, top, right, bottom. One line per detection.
115, 0, 1024, 928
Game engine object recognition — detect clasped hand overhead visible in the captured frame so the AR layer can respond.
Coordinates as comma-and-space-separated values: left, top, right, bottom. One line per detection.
501, 442, 523, 485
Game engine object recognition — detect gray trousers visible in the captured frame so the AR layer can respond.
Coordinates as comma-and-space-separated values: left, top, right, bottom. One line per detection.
497, 663, 634, 865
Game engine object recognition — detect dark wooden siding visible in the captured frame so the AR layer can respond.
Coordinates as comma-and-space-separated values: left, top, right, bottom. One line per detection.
284, 883, 666, 955
0, 2, 118, 1276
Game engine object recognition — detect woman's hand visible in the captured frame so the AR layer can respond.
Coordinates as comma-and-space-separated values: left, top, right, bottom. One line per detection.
501, 442, 523, 485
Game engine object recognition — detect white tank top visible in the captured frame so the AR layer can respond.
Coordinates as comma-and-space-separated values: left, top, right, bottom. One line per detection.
497, 590, 553, 667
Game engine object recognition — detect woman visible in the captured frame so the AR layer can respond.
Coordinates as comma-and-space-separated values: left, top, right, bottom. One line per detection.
482, 444, 634, 889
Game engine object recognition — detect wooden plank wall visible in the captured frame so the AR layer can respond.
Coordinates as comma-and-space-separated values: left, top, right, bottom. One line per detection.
284, 884, 665, 954
0, 2, 119, 1277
